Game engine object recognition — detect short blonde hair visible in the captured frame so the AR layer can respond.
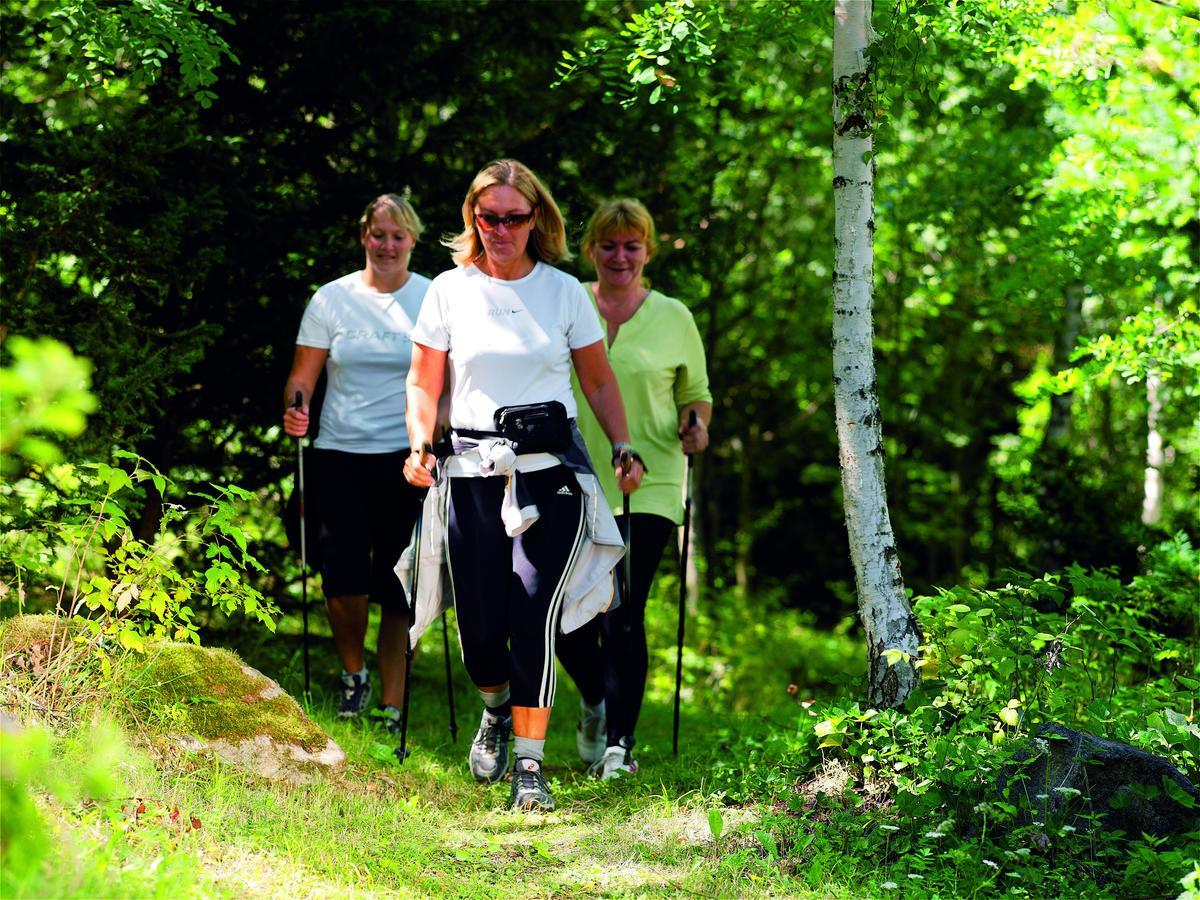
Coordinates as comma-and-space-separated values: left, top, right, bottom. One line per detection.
443, 159, 570, 267
581, 198, 656, 264
360, 194, 423, 241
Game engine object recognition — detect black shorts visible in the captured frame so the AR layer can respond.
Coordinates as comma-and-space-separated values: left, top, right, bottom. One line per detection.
308, 448, 421, 609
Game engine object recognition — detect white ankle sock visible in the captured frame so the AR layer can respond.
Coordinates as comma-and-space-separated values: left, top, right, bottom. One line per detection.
513, 737, 545, 762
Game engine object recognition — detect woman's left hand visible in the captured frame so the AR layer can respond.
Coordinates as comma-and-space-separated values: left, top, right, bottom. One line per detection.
679, 412, 709, 455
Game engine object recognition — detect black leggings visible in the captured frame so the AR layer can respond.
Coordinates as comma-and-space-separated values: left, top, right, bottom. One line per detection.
309, 448, 421, 607
557, 513, 676, 748
446, 466, 586, 709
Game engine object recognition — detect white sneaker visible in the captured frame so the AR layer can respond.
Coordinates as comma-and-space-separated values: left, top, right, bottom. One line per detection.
590, 745, 638, 780
576, 702, 606, 764
468, 711, 512, 783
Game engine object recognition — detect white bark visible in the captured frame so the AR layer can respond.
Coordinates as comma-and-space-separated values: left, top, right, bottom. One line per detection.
1142, 372, 1163, 526
833, 0, 919, 708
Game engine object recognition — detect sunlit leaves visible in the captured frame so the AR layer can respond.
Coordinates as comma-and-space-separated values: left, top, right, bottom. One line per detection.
0, 336, 97, 473
38, 0, 239, 107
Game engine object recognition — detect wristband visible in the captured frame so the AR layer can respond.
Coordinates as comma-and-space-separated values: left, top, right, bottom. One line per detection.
611, 446, 648, 474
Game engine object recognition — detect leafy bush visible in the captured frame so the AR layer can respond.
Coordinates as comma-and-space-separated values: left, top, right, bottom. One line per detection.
0, 335, 97, 474
0, 716, 203, 897
712, 539, 1199, 895
2, 451, 275, 652
644, 575, 862, 715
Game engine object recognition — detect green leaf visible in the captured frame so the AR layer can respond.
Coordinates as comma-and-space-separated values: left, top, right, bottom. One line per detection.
756, 829, 778, 860
883, 648, 910, 667
1163, 776, 1196, 809
707, 807, 724, 841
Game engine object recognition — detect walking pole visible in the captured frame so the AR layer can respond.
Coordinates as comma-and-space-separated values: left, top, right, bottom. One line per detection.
673, 409, 698, 756
619, 449, 633, 610
398, 443, 433, 764
442, 610, 458, 742
293, 392, 311, 699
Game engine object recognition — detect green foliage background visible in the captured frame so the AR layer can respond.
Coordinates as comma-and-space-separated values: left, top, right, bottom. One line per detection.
5, 0, 1195, 709
4, 0, 1196, 622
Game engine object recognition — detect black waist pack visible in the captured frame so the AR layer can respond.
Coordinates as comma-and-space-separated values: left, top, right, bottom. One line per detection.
494, 400, 571, 454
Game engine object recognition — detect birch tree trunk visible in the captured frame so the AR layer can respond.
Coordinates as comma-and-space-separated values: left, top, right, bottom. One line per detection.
1141, 299, 1167, 526
832, 0, 919, 708
1142, 371, 1164, 526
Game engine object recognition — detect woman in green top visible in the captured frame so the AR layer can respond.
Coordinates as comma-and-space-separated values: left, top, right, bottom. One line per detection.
558, 198, 713, 778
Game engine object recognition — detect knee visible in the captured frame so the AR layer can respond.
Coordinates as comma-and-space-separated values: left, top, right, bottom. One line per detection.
381, 606, 411, 628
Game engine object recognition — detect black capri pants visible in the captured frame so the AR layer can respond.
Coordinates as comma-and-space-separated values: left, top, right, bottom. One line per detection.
446, 465, 586, 709
309, 448, 422, 609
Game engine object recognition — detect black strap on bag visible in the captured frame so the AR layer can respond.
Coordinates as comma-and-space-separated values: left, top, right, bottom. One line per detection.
491, 400, 572, 454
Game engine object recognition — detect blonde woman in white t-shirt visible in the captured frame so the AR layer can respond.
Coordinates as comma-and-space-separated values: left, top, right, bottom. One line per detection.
282, 194, 429, 734
404, 159, 644, 812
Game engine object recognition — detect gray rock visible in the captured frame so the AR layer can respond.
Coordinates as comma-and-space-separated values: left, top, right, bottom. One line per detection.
999, 723, 1200, 838
128, 642, 346, 784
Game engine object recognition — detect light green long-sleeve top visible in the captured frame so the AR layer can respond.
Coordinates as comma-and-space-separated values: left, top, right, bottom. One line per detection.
572, 289, 712, 525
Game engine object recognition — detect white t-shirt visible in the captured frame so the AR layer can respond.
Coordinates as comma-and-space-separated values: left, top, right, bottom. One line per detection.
296, 270, 431, 453
412, 262, 604, 431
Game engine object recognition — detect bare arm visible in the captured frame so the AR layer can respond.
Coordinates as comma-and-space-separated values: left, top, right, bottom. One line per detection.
572, 340, 643, 493
282, 345, 328, 437
678, 400, 713, 455
403, 342, 448, 487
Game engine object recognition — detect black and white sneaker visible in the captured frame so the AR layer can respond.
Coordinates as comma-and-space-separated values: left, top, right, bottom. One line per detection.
373, 704, 403, 736
338, 671, 372, 718
468, 710, 512, 782
510, 758, 555, 812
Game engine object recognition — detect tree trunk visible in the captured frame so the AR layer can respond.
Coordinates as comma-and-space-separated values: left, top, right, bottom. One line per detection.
1142, 371, 1164, 526
832, 0, 919, 708
1043, 283, 1084, 450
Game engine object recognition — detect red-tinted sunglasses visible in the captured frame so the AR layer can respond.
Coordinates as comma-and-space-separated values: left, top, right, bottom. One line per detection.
474, 210, 535, 231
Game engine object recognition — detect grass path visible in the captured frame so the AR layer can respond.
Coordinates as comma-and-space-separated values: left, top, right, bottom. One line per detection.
7, 604, 868, 898
109, 669, 820, 898
18, 640, 864, 899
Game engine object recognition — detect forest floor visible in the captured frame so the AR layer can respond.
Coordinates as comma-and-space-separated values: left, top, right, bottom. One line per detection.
10, 615, 876, 899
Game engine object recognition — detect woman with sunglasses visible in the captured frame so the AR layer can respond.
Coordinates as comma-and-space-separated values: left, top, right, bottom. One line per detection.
557, 198, 712, 780
402, 159, 643, 812
282, 194, 429, 734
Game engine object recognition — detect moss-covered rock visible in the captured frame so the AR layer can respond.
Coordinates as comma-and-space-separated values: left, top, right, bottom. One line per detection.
0, 616, 342, 782
118, 643, 344, 781
0, 613, 83, 660
0, 614, 89, 682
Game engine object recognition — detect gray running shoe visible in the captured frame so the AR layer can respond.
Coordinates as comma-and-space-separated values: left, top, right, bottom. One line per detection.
576, 703, 606, 764
510, 758, 555, 812
338, 671, 372, 718
469, 711, 512, 782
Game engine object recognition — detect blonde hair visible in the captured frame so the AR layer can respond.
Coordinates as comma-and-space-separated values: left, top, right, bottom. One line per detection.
443, 159, 570, 267
581, 198, 657, 264
360, 194, 423, 241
